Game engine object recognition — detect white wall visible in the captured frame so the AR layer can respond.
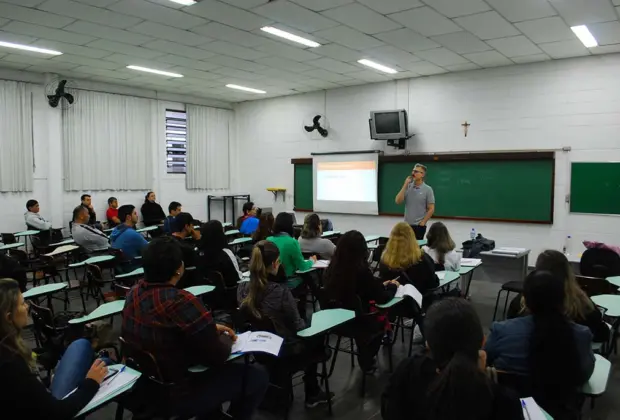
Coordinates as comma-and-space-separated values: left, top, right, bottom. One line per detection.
0, 69, 237, 234
234, 53, 620, 261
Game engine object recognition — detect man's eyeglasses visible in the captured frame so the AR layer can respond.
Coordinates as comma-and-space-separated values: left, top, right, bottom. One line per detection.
413, 170, 423, 174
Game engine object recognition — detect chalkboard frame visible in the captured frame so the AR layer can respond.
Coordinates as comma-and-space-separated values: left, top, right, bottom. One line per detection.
292, 151, 555, 224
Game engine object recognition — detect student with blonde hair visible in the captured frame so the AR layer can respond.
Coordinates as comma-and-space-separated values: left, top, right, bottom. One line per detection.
238, 240, 332, 407
380, 222, 439, 297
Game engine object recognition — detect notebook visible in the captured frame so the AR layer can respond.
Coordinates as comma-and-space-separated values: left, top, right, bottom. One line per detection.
395, 284, 423, 307
232, 331, 283, 356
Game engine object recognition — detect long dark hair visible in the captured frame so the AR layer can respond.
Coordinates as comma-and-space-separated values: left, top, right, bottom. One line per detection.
524, 270, 583, 401
144, 191, 154, 203
252, 212, 274, 242
243, 240, 280, 319
200, 220, 227, 257
324, 230, 368, 301
424, 298, 494, 420
273, 212, 295, 237
426, 222, 456, 265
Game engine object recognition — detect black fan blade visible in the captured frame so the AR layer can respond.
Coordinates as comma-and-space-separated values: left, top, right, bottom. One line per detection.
64, 93, 75, 104
318, 127, 328, 137
304, 125, 315, 132
48, 96, 60, 108
312, 115, 321, 125
56, 80, 67, 95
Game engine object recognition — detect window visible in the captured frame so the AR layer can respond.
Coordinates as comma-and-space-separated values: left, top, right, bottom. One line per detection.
166, 110, 187, 174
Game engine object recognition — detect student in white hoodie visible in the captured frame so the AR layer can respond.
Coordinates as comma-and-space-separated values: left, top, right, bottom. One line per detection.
24, 200, 52, 231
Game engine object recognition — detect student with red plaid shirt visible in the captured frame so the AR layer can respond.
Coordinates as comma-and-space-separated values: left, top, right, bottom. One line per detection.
122, 237, 268, 419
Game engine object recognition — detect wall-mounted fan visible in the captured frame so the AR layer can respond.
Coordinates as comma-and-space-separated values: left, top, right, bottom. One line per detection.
303, 114, 329, 139
45, 78, 78, 109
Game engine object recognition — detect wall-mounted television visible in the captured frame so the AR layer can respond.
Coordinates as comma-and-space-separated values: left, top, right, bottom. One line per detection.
369, 109, 408, 140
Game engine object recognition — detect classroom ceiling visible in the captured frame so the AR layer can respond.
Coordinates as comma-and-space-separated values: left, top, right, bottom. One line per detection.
1, 0, 620, 102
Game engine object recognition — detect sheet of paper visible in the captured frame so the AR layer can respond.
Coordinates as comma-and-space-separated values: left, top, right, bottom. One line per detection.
232, 331, 283, 356
520, 397, 548, 420
395, 284, 422, 307
86, 370, 140, 408
313, 260, 329, 268
460, 258, 482, 267
436, 272, 446, 280
231, 331, 251, 354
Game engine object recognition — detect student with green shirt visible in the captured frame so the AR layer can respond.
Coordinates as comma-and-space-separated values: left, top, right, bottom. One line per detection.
268, 212, 316, 281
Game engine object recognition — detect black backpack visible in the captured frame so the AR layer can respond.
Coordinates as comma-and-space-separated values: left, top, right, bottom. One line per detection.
462, 234, 495, 258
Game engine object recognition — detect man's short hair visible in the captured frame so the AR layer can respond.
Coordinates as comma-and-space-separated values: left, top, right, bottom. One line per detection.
168, 201, 182, 213
108, 197, 117, 205
175, 212, 194, 230
72, 205, 88, 222
80, 194, 91, 201
242, 201, 255, 214
415, 164, 427, 174
143, 237, 183, 284
26, 199, 38, 210
117, 205, 135, 223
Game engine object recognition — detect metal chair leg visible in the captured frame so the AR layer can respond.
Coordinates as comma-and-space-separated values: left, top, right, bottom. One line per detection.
350, 339, 355, 368
492, 289, 503, 321
322, 360, 333, 415
327, 336, 341, 378
502, 291, 511, 320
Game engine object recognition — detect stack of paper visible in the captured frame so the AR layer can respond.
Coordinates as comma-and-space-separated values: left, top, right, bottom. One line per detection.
520, 397, 548, 420
313, 260, 330, 268
460, 258, 482, 267
395, 284, 423, 307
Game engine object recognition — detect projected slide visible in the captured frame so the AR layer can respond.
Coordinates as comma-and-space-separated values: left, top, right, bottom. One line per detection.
317, 161, 377, 202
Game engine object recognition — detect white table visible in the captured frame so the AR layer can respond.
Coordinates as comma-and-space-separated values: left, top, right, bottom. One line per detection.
44, 244, 80, 257
136, 225, 158, 233
229, 237, 252, 246
322, 231, 341, 238
225, 229, 240, 236
14, 230, 40, 254
479, 248, 531, 285
0, 242, 24, 251
49, 238, 76, 247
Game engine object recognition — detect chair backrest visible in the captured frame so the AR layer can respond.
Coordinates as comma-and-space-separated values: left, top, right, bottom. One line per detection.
113, 282, 132, 297
575, 275, 617, 297
206, 271, 237, 311
581, 248, 620, 278
7, 249, 29, 265
119, 337, 169, 386
1, 233, 16, 244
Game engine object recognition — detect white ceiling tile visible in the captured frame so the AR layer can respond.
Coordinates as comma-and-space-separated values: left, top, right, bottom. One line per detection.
346, 70, 391, 82
0, 0, 47, 6
211, 66, 267, 80
129, 22, 213, 47
99, 54, 177, 69
389, 7, 462, 37
431, 31, 492, 54
71, 66, 133, 79
362, 45, 421, 66
165, 68, 222, 80
64, 21, 153, 46
588, 21, 620, 46
415, 47, 470, 66
200, 40, 269, 60
0, 30, 38, 45
37, 0, 142, 29
75, 0, 118, 5
154, 54, 221, 71
454, 11, 520, 40
548, 0, 617, 26
614, 0, 620, 5
254, 56, 313, 72
356, 0, 423, 14
510, 53, 552, 63
0, 18, 9, 28
0, 61, 30, 70
298, 78, 342, 88
107, 0, 208, 30
88, 40, 167, 59
390, 70, 421, 79
400, 60, 447, 75
443, 62, 481, 71
422, 0, 491, 18
321, 3, 401, 35
463, 50, 513, 67
537, 40, 590, 58
314, 25, 384, 50
220, 0, 270, 9
591, 44, 620, 54
191, 22, 267, 47
486, 35, 543, 57
514, 17, 575, 44
374, 28, 441, 52
290, 0, 354, 12
2, 53, 79, 69
253, 66, 306, 81
206, 55, 266, 71
185, 0, 272, 31
0, 3, 74, 28
251, 24, 326, 47
2, 21, 95, 45
307, 57, 359, 73
302, 68, 352, 82
485, 0, 557, 23
51, 54, 122, 69
254, 39, 321, 61
29, 40, 113, 58
140, 40, 213, 60
314, 43, 361, 62
252, 1, 339, 32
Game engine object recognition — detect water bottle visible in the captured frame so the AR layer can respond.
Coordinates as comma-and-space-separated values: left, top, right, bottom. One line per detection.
470, 228, 476, 240
563, 235, 572, 257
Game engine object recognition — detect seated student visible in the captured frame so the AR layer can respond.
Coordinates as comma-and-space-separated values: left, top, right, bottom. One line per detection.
170, 212, 201, 285
422, 221, 461, 272
507, 249, 610, 343
381, 298, 522, 420
24, 199, 52, 231
0, 254, 27, 292
110, 205, 148, 268
379, 222, 439, 299
80, 194, 97, 226
324, 230, 399, 372
71, 206, 109, 253
199, 220, 243, 287
163, 201, 182, 234
298, 213, 336, 259
485, 270, 595, 419
252, 212, 274, 244
268, 212, 315, 278
122, 238, 268, 419
0, 278, 109, 420
238, 240, 331, 407
105, 197, 120, 228
238, 202, 259, 235
140, 191, 165, 226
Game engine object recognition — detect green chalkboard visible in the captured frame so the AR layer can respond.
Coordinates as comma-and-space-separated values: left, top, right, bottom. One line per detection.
570, 162, 620, 215
292, 154, 555, 224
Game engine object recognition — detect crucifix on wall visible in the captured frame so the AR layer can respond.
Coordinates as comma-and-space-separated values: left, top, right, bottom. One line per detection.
461, 121, 471, 137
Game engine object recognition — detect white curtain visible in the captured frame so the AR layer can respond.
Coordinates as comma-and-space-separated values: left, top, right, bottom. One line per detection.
63, 90, 155, 191
0, 80, 33, 192
186, 105, 232, 190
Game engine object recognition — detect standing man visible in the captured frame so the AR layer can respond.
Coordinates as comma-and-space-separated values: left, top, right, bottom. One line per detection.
395, 163, 435, 240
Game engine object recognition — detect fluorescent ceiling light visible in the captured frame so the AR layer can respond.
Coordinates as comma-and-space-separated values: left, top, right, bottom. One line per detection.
571, 25, 598, 48
357, 59, 398, 74
169, 0, 196, 5
226, 84, 266, 94
260, 26, 320, 48
0, 41, 62, 55
126, 65, 183, 78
